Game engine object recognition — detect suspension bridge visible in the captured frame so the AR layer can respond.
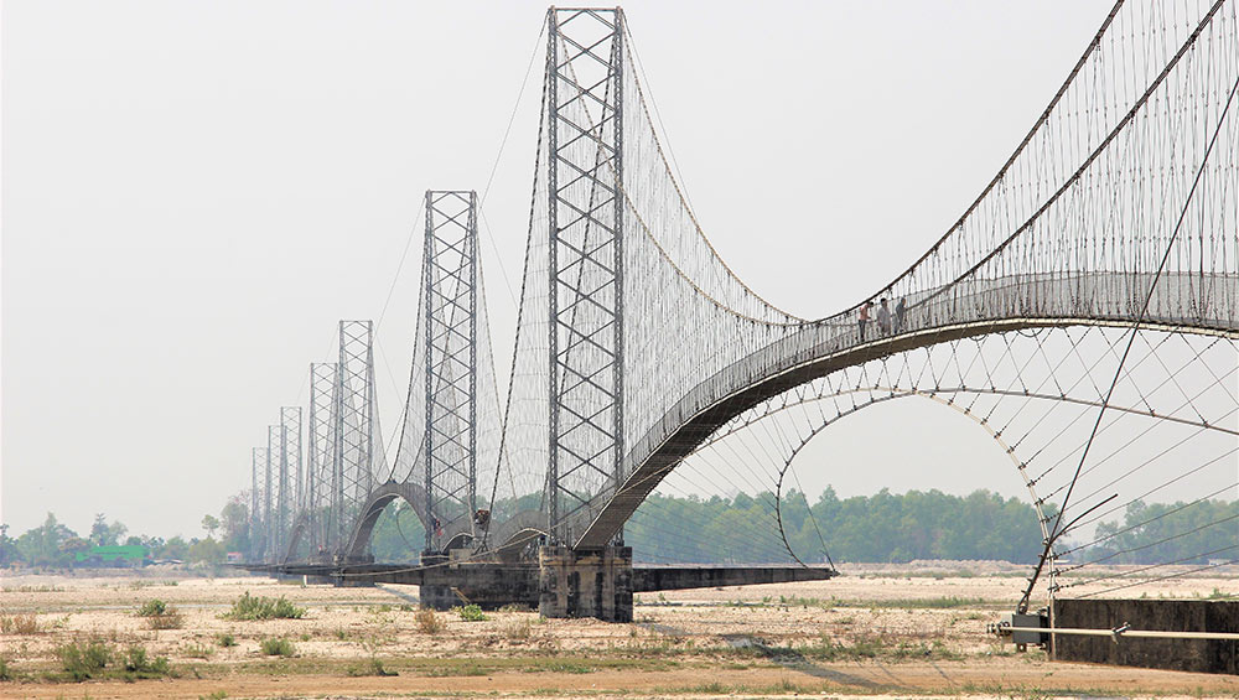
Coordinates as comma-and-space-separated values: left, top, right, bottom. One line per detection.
240, 2, 1238, 624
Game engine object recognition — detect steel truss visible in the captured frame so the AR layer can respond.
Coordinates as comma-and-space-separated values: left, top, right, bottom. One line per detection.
308, 362, 337, 554
250, 446, 266, 562
265, 424, 282, 562
546, 7, 626, 544
279, 406, 302, 560
333, 320, 377, 553
423, 190, 479, 550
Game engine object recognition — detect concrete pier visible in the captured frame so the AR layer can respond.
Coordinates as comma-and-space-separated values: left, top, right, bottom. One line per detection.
539, 545, 633, 622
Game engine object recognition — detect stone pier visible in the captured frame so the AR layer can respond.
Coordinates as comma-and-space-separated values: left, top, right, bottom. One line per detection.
538, 545, 633, 622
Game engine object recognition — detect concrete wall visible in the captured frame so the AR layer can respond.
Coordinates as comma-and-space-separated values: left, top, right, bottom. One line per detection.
1053, 598, 1238, 675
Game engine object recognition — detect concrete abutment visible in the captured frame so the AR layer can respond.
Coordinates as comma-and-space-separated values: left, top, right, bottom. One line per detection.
539, 545, 633, 622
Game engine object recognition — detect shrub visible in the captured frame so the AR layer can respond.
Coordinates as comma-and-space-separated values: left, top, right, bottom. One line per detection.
135, 599, 169, 617
259, 638, 296, 657
453, 604, 488, 622
414, 608, 445, 634
0, 613, 40, 635
216, 632, 237, 647
56, 638, 171, 681
137, 599, 184, 629
123, 644, 171, 675
225, 592, 305, 621
0, 657, 12, 681
57, 638, 113, 681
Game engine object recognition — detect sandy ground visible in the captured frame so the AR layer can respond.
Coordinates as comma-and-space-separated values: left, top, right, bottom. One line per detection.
0, 564, 1236, 699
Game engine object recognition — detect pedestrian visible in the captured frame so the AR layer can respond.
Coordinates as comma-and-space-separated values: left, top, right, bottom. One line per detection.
877, 298, 891, 335
858, 300, 872, 341
895, 297, 907, 333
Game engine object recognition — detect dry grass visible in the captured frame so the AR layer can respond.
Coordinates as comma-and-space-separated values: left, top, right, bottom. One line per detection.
415, 608, 445, 635
0, 613, 41, 635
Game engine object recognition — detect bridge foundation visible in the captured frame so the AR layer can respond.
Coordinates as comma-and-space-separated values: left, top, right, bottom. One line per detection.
539, 545, 633, 622
417, 552, 457, 609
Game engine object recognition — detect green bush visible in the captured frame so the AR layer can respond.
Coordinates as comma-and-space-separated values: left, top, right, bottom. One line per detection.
136, 599, 184, 629
56, 638, 171, 681
224, 592, 305, 621
135, 599, 169, 617
453, 604, 488, 622
216, 632, 237, 647
259, 638, 296, 657
58, 638, 112, 681
123, 644, 170, 675
0, 657, 12, 681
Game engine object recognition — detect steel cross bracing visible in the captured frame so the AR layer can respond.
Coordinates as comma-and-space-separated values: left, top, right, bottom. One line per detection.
279, 406, 302, 559
250, 447, 265, 562
546, 6, 626, 544
308, 362, 337, 554
265, 425, 282, 562
332, 320, 378, 553
423, 190, 479, 550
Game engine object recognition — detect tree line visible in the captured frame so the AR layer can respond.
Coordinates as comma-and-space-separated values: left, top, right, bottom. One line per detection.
2, 490, 1232, 568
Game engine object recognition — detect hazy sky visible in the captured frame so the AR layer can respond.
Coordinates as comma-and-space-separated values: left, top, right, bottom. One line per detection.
2, 1, 1125, 539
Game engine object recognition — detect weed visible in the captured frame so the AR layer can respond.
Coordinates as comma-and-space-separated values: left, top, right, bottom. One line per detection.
223, 592, 305, 620
454, 604, 488, 622
199, 692, 228, 700
0, 657, 11, 681
259, 637, 296, 657
216, 632, 237, 647
0, 613, 40, 635
415, 608, 445, 634
499, 603, 533, 613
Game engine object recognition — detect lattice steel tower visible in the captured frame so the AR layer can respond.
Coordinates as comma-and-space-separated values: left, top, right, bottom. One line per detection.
278, 407, 302, 559
332, 320, 377, 552
307, 362, 337, 554
546, 7, 626, 544
250, 446, 266, 562
423, 191, 479, 550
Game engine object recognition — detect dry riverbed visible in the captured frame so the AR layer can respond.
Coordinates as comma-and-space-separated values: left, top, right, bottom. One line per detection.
0, 563, 1236, 698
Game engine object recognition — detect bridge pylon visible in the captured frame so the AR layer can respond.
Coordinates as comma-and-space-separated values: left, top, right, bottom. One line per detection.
332, 320, 379, 561
545, 6, 626, 546
422, 190, 480, 554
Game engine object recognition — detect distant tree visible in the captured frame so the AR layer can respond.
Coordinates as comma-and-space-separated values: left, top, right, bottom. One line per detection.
124, 535, 144, 547
201, 514, 220, 540
219, 495, 250, 553
0, 525, 21, 566
89, 514, 128, 547
156, 536, 190, 561
16, 513, 77, 567
188, 537, 225, 566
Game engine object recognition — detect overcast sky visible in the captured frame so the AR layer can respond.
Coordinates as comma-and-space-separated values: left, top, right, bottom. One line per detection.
1, 1, 1130, 539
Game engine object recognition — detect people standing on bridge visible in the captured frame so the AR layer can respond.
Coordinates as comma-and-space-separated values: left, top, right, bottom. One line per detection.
895, 297, 907, 333
877, 298, 892, 335
858, 301, 872, 341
